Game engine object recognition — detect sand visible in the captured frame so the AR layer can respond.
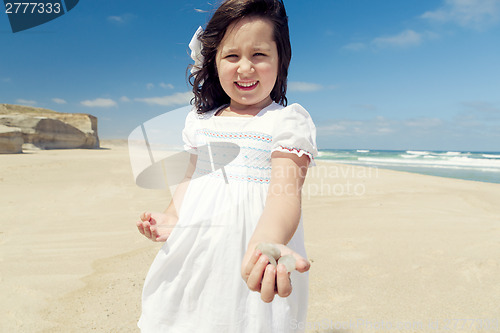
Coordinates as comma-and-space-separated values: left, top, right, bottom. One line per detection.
0, 141, 499, 332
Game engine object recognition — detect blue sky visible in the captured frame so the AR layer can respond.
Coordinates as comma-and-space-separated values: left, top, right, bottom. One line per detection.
1, 0, 499, 151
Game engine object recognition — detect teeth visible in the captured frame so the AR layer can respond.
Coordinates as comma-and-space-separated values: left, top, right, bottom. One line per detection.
237, 81, 257, 87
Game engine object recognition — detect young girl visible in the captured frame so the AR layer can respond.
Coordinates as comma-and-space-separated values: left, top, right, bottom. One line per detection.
136, 0, 318, 331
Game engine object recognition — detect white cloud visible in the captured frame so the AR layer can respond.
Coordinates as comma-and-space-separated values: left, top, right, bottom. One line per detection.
316, 108, 499, 150
461, 101, 500, 120
421, 0, 500, 29
344, 30, 433, 51
81, 98, 117, 108
424, 30, 441, 40
342, 42, 366, 51
135, 92, 193, 106
146, 83, 155, 90
107, 14, 134, 24
317, 119, 371, 136
2, 77, 11, 83
160, 83, 175, 89
317, 116, 445, 137
376, 127, 394, 134
372, 30, 423, 48
16, 99, 36, 105
404, 117, 443, 128
120, 96, 131, 102
288, 81, 324, 92
108, 16, 124, 23
52, 98, 67, 104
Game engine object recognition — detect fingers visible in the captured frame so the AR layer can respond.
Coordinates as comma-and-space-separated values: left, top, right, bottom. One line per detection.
137, 211, 150, 237
276, 264, 292, 297
136, 219, 145, 235
156, 233, 169, 242
246, 254, 269, 292
144, 221, 153, 239
242, 249, 261, 280
137, 212, 159, 241
242, 245, 311, 303
244, 254, 291, 302
137, 212, 149, 234
285, 249, 310, 273
140, 211, 152, 223
295, 257, 311, 273
260, 265, 277, 303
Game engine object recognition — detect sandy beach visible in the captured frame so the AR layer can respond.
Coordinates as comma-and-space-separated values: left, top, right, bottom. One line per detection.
1, 141, 499, 332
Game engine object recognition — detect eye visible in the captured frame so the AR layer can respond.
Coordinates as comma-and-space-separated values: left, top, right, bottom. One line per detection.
254, 53, 266, 57
225, 54, 238, 58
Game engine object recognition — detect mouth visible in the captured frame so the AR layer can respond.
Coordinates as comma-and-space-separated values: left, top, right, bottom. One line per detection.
235, 81, 258, 91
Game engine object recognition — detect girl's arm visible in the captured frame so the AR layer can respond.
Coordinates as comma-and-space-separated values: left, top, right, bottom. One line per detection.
137, 153, 198, 242
249, 151, 308, 247
241, 151, 311, 302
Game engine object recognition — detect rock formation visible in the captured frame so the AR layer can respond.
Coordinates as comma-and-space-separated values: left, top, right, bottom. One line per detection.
0, 104, 99, 153
0, 124, 24, 153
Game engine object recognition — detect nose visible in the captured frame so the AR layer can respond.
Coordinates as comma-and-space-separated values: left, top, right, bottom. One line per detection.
237, 58, 255, 74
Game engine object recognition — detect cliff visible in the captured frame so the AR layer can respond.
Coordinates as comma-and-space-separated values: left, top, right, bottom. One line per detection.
0, 104, 99, 153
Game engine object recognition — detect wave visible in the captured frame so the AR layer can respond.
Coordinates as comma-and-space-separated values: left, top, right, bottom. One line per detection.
405, 150, 467, 157
317, 150, 359, 160
318, 151, 341, 158
432, 151, 464, 156
483, 154, 500, 159
401, 153, 437, 159
357, 156, 500, 171
317, 149, 500, 183
406, 150, 431, 156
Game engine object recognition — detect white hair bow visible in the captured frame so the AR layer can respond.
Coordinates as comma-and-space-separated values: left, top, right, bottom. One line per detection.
189, 26, 204, 75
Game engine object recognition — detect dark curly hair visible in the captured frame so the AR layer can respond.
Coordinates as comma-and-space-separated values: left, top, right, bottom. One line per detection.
188, 0, 291, 113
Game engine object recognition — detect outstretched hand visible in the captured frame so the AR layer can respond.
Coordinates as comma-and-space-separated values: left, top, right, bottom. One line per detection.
136, 211, 177, 242
241, 244, 310, 303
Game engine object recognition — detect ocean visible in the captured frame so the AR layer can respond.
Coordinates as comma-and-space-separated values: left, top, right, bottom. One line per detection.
316, 149, 500, 184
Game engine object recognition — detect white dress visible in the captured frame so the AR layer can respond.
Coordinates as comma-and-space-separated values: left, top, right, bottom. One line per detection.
138, 102, 318, 332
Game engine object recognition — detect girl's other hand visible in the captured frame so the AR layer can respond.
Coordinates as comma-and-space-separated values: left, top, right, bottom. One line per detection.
241, 244, 310, 303
136, 211, 177, 242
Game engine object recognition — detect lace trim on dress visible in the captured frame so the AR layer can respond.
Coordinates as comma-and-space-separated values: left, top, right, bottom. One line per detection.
271, 145, 314, 161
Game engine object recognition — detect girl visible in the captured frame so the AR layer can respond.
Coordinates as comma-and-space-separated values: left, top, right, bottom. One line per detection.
136, 0, 318, 331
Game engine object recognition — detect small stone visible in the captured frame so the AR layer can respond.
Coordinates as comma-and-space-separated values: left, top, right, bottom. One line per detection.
267, 255, 277, 267
278, 255, 296, 272
256, 242, 281, 260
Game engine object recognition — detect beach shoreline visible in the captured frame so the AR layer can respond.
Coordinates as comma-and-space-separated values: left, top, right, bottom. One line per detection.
317, 148, 500, 185
1, 143, 499, 332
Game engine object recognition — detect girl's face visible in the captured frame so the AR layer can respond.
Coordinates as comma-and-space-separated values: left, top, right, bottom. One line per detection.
216, 17, 279, 111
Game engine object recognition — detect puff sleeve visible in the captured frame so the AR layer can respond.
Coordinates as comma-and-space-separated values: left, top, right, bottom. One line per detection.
271, 103, 319, 167
182, 108, 199, 154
